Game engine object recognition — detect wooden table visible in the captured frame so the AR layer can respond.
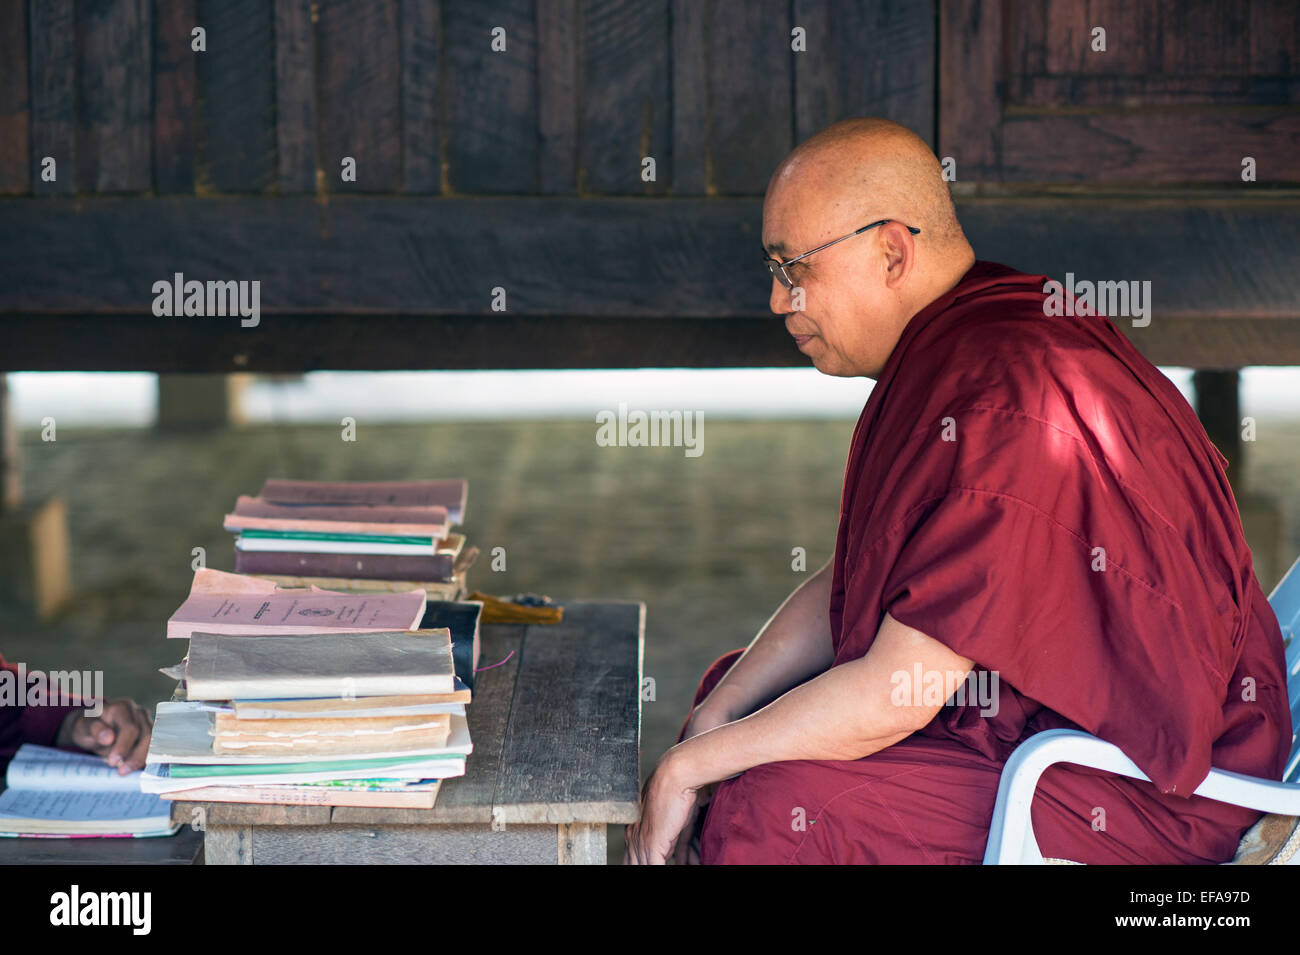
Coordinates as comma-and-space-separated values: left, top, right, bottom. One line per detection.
172, 601, 644, 865
0, 826, 203, 865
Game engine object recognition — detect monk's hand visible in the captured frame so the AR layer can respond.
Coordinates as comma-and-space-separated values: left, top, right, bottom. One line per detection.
56, 698, 154, 775
671, 705, 732, 864
624, 751, 699, 865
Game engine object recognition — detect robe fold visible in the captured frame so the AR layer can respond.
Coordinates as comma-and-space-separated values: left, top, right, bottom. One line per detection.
697, 260, 1291, 865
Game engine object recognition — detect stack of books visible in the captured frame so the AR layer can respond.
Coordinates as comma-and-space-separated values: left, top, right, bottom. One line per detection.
145, 569, 474, 809
226, 478, 476, 601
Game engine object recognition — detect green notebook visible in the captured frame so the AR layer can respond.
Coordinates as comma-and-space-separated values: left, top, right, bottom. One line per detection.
238, 528, 433, 545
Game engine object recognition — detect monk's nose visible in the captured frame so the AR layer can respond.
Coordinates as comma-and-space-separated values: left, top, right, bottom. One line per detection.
769, 276, 791, 316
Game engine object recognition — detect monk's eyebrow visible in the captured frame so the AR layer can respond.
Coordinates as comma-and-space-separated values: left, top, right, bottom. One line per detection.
763, 240, 788, 256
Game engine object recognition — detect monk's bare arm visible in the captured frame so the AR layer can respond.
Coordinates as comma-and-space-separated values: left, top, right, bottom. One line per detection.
670, 613, 973, 786
691, 558, 837, 728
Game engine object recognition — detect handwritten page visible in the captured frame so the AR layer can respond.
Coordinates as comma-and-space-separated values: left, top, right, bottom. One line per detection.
4, 745, 143, 793
0, 788, 169, 823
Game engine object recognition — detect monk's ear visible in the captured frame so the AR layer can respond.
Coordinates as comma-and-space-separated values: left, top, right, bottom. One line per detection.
880, 222, 915, 289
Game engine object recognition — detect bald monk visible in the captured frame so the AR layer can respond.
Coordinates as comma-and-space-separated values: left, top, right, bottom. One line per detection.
624, 118, 1291, 865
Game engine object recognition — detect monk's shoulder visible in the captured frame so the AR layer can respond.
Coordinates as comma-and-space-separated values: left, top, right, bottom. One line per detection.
923, 296, 1109, 418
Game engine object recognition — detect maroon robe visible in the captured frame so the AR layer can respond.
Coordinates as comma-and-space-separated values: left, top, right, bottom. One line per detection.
694, 260, 1291, 864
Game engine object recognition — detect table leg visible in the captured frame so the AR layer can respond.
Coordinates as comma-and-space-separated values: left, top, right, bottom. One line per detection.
558, 823, 606, 864
204, 826, 253, 865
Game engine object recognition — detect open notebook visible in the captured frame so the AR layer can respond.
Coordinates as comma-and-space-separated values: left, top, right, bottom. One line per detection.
0, 745, 178, 837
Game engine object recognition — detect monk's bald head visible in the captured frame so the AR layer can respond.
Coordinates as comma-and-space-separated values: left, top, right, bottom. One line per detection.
767, 118, 965, 252
763, 118, 975, 378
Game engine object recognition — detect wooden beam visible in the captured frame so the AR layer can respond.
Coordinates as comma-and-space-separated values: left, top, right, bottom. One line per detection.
0, 195, 1298, 369
79, 0, 152, 193
195, 0, 275, 193
28, 0, 76, 196
0, 315, 803, 372
0, 0, 30, 195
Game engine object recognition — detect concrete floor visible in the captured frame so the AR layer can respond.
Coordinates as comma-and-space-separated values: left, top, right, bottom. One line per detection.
3, 416, 1298, 863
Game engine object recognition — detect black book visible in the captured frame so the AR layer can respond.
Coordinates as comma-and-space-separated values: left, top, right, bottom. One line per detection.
419, 600, 483, 690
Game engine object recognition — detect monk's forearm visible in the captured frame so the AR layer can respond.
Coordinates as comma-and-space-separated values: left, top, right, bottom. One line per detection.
670, 655, 918, 788
696, 558, 836, 724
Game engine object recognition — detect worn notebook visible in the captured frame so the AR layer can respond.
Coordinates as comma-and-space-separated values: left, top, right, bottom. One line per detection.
233, 533, 465, 580
224, 495, 450, 539
162, 778, 443, 809
181, 628, 455, 701
261, 478, 467, 525
229, 690, 471, 717
166, 588, 427, 640
0, 745, 177, 837
211, 712, 453, 756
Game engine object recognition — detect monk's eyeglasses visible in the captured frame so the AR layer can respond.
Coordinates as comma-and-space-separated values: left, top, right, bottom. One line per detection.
762, 219, 921, 291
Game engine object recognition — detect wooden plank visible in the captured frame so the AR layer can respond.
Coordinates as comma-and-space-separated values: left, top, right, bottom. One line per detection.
153, 0, 197, 194
1001, 111, 1300, 184
400, 0, 441, 194
706, 0, 792, 195
0, 314, 808, 371
78, 0, 152, 193
938, 0, 1001, 181
332, 626, 524, 824
170, 801, 330, 827
195, 0, 275, 193
0, 823, 202, 864
1006, 0, 1047, 104
251, 823, 559, 864
669, 0, 707, 194
317, 0, 401, 193
579, 0, 670, 195
494, 601, 642, 824
28, 0, 76, 196
2, 196, 1300, 369
0, 196, 768, 316
442, 0, 538, 193
0, 0, 29, 194
1015, 75, 1300, 108
538, 0, 579, 194
1251, 0, 1300, 75
793, 0, 936, 147
274, 0, 317, 194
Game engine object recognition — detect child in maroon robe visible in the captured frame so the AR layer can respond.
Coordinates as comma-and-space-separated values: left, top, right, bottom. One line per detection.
689, 261, 1291, 864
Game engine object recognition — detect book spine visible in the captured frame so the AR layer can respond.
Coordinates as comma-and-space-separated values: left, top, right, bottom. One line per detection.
162, 786, 438, 809
235, 549, 454, 580
227, 520, 446, 540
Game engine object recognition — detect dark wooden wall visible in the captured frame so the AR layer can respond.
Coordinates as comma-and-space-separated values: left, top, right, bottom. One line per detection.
0, 0, 1297, 370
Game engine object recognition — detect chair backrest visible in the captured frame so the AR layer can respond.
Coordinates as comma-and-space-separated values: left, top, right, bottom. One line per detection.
1268, 556, 1300, 783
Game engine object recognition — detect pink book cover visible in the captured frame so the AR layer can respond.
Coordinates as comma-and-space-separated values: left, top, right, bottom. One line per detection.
188, 567, 344, 596
224, 496, 449, 537
166, 590, 427, 639
260, 479, 467, 521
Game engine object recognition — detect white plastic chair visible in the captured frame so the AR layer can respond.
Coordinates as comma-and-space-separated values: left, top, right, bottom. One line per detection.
983, 555, 1300, 864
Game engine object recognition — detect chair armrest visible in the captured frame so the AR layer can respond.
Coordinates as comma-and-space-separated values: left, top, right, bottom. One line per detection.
983, 729, 1300, 864
983, 729, 1139, 864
